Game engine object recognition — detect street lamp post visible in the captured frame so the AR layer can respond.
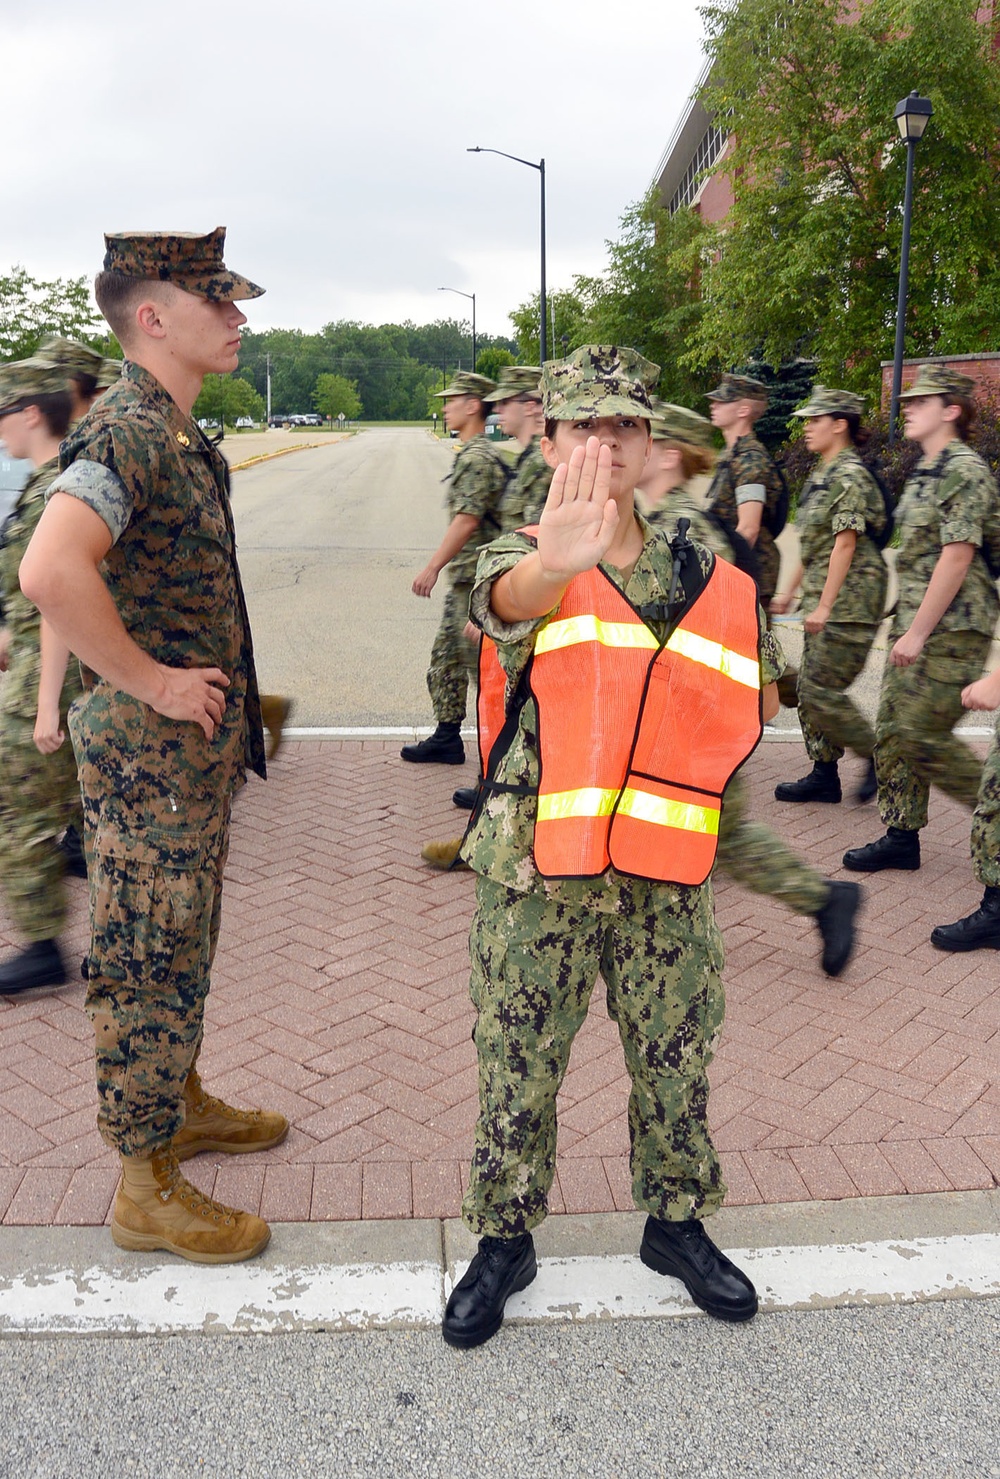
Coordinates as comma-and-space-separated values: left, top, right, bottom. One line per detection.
888, 90, 933, 445
438, 286, 476, 371
467, 146, 547, 363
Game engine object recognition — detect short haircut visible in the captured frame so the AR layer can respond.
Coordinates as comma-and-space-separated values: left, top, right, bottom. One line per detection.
94, 270, 175, 347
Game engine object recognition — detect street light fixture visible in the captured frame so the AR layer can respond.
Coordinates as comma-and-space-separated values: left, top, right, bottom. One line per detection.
888, 90, 933, 445
467, 146, 547, 364
438, 287, 476, 372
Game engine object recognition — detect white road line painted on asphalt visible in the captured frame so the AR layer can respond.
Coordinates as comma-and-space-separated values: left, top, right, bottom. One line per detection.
0, 1260, 443, 1336
2, 1235, 998, 1336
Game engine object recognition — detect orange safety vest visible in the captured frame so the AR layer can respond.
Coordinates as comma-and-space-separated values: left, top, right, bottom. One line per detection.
477, 553, 762, 886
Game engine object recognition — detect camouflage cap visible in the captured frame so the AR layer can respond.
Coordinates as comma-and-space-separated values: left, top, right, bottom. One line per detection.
434, 371, 497, 401
35, 334, 122, 390
491, 365, 543, 402
899, 363, 976, 400
0, 356, 74, 417
792, 384, 866, 419
649, 399, 715, 449
705, 372, 769, 404
541, 345, 659, 421
102, 227, 264, 301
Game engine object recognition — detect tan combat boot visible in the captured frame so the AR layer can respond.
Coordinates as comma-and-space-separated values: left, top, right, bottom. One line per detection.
112, 1148, 271, 1264
259, 695, 294, 760
173, 1069, 289, 1162
420, 837, 470, 870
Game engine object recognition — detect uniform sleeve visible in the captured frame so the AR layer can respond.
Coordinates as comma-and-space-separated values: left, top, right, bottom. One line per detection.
451, 446, 508, 521
760, 625, 785, 686
827, 469, 869, 538
938, 460, 992, 547
469, 532, 553, 646
732, 445, 769, 505
46, 456, 133, 542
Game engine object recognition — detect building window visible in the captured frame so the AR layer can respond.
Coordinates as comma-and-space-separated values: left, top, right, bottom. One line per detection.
669, 120, 729, 213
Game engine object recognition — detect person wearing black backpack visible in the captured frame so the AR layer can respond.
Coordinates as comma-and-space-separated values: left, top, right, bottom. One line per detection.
770, 386, 890, 806
843, 364, 1000, 875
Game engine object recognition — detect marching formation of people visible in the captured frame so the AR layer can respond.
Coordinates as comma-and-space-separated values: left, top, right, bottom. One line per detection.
0, 226, 998, 1352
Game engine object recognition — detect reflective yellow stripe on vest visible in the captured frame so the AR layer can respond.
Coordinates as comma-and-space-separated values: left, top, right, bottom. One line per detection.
537, 786, 719, 837
665, 628, 760, 690
534, 615, 659, 656
535, 614, 759, 690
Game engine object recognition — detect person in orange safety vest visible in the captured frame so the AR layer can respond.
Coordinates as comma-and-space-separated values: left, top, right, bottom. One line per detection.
442, 346, 783, 1351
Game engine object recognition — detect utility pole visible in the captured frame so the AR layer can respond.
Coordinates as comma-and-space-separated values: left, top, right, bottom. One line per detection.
266, 351, 272, 423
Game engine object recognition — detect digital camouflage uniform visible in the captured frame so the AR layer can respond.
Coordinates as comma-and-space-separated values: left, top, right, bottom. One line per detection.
427, 434, 509, 724
0, 459, 84, 941
51, 361, 266, 1156
644, 487, 825, 916
459, 513, 781, 1237
795, 446, 888, 765
706, 433, 784, 606
875, 438, 1000, 831
500, 438, 552, 533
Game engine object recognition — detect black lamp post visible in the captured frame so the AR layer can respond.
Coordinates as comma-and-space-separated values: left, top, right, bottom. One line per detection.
467, 146, 547, 363
888, 90, 933, 445
438, 287, 476, 371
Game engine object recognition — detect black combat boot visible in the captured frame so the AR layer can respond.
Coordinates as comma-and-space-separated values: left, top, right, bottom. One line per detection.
452, 780, 481, 810
640, 1216, 758, 1322
0, 940, 67, 996
774, 761, 841, 804
814, 880, 862, 976
59, 824, 88, 879
930, 887, 1000, 952
442, 1233, 537, 1348
855, 758, 877, 805
843, 826, 920, 873
400, 722, 465, 765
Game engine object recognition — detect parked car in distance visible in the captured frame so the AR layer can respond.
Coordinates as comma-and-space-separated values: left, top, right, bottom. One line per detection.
235, 417, 255, 428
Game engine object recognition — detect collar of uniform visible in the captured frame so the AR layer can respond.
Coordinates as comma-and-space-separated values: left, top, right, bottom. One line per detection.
122, 362, 207, 456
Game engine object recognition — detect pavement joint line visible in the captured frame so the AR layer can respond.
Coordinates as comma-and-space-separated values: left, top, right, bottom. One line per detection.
282, 725, 998, 740
2, 1194, 998, 1338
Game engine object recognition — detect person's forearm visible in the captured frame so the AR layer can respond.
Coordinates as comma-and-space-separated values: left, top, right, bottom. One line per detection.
778, 562, 804, 602
736, 501, 764, 547
37, 619, 72, 715
492, 552, 571, 623
430, 514, 481, 574
907, 543, 976, 641
816, 532, 857, 611
21, 554, 169, 708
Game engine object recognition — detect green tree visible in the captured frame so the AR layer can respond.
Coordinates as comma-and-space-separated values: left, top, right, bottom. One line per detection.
193, 374, 265, 426
0, 265, 103, 361
475, 347, 514, 382
574, 195, 713, 406
509, 288, 589, 366
689, 0, 1000, 397
313, 372, 362, 421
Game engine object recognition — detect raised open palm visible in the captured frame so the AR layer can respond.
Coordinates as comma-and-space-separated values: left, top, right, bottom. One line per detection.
536, 437, 619, 578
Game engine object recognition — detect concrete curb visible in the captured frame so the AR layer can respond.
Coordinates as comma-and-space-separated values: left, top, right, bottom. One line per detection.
2, 1191, 998, 1339
227, 437, 345, 472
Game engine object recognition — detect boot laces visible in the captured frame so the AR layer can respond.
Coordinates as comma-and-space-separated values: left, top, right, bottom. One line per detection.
151, 1149, 238, 1225
191, 1090, 261, 1125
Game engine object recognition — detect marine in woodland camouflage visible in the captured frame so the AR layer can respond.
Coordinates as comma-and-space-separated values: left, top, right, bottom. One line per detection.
705, 432, 784, 605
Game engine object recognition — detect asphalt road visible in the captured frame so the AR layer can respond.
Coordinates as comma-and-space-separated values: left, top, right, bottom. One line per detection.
3, 1299, 998, 1478
233, 428, 454, 727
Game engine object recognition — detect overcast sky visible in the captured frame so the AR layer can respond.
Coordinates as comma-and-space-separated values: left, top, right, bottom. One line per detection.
4, 0, 707, 340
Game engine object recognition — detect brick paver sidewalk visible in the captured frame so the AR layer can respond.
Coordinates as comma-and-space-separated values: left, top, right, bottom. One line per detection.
1, 738, 998, 1228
